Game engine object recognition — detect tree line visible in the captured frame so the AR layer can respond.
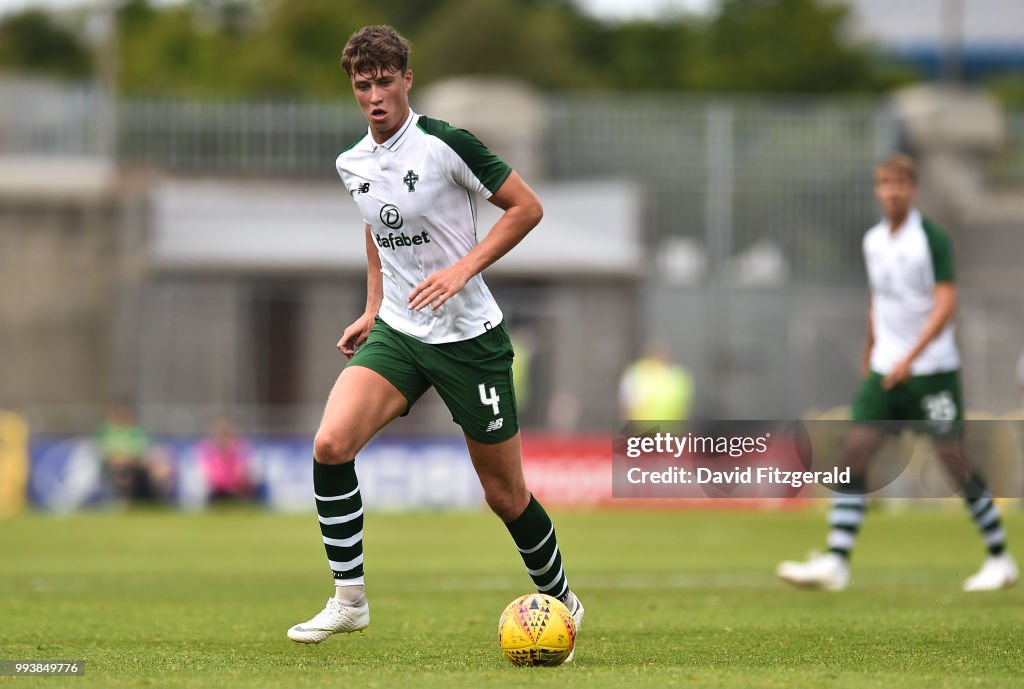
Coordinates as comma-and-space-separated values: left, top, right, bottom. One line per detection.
0, 0, 917, 97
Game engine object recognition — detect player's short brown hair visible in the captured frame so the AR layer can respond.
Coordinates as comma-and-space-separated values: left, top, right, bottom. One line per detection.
875, 153, 917, 184
341, 25, 410, 78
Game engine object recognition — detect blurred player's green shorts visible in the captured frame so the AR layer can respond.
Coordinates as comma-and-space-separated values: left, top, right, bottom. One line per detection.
347, 317, 519, 444
851, 369, 963, 438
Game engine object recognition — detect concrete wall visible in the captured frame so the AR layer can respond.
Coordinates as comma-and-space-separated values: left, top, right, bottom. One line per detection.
0, 163, 147, 430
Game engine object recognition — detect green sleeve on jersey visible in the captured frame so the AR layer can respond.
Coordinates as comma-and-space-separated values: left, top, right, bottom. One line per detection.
416, 116, 513, 194
338, 134, 366, 156
922, 219, 955, 283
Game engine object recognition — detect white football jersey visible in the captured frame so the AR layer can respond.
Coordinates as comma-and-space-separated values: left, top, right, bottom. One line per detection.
862, 209, 960, 376
336, 110, 512, 343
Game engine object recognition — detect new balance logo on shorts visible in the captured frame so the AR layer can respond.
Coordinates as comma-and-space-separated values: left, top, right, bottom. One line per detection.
486, 418, 504, 433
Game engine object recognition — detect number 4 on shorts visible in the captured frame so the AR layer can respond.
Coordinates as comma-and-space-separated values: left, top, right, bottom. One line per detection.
478, 383, 500, 416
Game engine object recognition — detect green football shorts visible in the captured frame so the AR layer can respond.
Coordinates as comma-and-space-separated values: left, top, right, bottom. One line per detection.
851, 369, 963, 438
347, 317, 519, 444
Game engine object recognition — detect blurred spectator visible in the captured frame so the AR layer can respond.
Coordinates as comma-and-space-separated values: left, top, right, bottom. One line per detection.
619, 343, 694, 420
196, 418, 253, 504
95, 402, 171, 504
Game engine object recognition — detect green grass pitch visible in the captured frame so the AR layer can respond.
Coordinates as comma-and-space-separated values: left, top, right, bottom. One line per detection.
1, 507, 1022, 688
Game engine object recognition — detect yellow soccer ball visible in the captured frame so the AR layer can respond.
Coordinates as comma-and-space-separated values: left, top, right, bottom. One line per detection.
497, 593, 576, 667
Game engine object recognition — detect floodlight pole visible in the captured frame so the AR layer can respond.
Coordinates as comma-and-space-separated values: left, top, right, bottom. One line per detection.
95, 0, 119, 160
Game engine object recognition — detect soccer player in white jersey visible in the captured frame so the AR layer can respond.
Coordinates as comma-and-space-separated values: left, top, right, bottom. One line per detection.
777, 154, 1017, 592
286, 25, 584, 651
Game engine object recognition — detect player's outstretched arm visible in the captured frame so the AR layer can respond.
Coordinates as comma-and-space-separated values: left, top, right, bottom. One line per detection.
339, 225, 384, 358
408, 171, 542, 311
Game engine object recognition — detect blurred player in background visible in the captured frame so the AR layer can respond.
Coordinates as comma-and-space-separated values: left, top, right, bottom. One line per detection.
286, 25, 584, 651
777, 154, 1017, 591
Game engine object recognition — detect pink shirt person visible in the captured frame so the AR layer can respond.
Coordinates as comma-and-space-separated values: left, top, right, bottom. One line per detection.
197, 419, 253, 500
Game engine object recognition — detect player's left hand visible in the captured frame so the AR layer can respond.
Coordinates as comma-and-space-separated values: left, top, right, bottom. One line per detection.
408, 265, 471, 311
882, 358, 912, 390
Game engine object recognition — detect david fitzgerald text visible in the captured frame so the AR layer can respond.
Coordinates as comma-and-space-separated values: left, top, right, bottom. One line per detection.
626, 465, 851, 489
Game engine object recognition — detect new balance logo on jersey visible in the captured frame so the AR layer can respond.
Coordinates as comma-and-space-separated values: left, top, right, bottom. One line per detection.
352, 182, 370, 194
486, 418, 504, 433
375, 231, 431, 250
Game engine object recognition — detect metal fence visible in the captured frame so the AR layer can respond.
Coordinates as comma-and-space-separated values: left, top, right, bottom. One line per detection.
0, 78, 114, 157
114, 93, 898, 283
20, 81, 1024, 284
118, 100, 366, 178
547, 94, 894, 283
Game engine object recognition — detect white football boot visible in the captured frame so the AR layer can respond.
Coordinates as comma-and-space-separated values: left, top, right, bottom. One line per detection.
776, 552, 850, 591
963, 553, 1018, 592
287, 597, 369, 644
564, 591, 585, 663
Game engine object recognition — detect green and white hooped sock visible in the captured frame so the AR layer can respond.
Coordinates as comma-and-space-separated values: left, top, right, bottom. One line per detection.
963, 474, 1007, 557
826, 476, 867, 560
313, 459, 365, 585
505, 494, 571, 604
